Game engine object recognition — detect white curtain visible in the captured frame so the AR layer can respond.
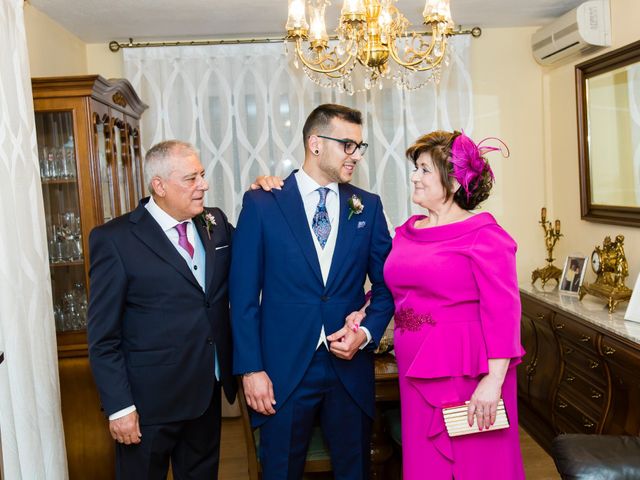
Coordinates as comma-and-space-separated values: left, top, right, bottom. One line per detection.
0, 1, 68, 478
124, 38, 472, 227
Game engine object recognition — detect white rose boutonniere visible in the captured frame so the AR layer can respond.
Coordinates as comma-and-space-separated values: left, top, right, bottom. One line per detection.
201, 211, 217, 239
348, 194, 364, 220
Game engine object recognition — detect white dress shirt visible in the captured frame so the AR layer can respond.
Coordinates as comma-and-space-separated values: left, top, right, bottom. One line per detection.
294, 168, 371, 350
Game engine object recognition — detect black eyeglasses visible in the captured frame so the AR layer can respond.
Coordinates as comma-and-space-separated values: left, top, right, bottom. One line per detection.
316, 135, 368, 156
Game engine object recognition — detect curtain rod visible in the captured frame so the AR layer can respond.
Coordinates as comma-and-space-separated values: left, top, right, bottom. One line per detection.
108, 27, 481, 52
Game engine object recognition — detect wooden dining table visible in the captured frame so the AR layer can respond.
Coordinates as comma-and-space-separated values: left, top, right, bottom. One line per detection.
371, 352, 400, 479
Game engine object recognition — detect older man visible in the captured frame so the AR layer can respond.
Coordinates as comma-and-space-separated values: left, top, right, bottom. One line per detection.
87, 140, 237, 479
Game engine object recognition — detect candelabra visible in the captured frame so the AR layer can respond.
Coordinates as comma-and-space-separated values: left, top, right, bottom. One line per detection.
532, 207, 563, 287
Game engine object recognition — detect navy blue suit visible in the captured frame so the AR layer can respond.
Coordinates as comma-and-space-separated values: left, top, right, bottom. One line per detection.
87, 198, 236, 479
230, 173, 394, 478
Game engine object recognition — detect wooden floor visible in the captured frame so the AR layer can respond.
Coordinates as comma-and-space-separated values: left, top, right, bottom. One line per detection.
218, 417, 560, 479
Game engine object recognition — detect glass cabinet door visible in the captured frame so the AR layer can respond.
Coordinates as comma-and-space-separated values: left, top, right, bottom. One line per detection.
93, 113, 115, 223
35, 110, 87, 332
128, 125, 144, 202
113, 120, 131, 214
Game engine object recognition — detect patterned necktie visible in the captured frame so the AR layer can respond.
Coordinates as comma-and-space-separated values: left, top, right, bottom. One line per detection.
312, 187, 331, 249
175, 222, 194, 258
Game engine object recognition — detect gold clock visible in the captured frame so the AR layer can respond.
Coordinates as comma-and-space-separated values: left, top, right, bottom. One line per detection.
579, 235, 632, 313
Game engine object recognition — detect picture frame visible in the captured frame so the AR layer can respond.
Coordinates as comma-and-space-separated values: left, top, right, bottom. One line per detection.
559, 255, 588, 295
624, 273, 640, 323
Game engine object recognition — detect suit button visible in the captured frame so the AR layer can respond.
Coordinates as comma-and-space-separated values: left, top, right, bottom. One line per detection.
207, 337, 213, 345
321, 296, 329, 302
205, 302, 210, 308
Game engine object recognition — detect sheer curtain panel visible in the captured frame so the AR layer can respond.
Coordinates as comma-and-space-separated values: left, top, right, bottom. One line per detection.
0, 1, 68, 478
124, 37, 472, 228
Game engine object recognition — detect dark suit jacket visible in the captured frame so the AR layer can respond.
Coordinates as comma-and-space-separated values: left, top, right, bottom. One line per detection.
87, 198, 236, 426
230, 173, 394, 426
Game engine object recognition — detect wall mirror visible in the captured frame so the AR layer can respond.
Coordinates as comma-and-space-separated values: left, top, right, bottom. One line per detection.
576, 39, 640, 227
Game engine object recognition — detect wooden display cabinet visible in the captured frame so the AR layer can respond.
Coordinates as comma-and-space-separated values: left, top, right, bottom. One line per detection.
32, 75, 147, 479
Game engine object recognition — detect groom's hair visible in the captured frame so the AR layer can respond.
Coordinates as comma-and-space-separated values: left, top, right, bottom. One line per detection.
302, 104, 363, 150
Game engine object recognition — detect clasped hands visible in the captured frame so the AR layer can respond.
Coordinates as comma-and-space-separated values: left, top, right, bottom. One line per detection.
243, 310, 367, 416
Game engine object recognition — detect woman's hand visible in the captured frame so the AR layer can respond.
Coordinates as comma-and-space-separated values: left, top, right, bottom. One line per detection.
467, 358, 509, 430
345, 310, 366, 333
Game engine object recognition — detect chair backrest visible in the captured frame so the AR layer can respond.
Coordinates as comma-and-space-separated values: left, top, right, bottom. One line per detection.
236, 380, 332, 479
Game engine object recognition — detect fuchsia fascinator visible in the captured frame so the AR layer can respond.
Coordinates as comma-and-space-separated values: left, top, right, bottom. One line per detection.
449, 132, 509, 199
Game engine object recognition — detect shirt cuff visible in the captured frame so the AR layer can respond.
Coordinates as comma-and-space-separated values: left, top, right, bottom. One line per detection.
109, 405, 136, 421
358, 326, 372, 350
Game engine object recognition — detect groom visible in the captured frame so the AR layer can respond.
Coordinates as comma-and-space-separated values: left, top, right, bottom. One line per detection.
230, 104, 394, 479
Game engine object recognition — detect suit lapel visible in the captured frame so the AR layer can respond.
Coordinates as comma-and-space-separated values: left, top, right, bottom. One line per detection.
275, 174, 323, 284
193, 212, 217, 296
130, 201, 201, 291
326, 183, 359, 288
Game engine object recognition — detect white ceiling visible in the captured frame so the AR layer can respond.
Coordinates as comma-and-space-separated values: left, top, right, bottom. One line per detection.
29, 0, 586, 44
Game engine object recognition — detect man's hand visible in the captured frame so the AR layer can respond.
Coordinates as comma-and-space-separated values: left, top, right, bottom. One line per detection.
250, 176, 284, 191
327, 326, 367, 360
243, 371, 276, 415
109, 410, 142, 445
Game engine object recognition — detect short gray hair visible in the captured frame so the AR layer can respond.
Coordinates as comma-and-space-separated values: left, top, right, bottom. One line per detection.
144, 140, 199, 195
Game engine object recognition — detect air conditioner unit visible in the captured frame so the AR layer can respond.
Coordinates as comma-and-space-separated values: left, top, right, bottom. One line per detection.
532, 0, 611, 65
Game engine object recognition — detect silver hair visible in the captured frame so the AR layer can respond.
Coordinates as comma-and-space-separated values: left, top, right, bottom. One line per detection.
144, 140, 199, 195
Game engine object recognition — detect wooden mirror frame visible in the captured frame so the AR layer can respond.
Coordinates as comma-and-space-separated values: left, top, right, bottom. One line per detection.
576, 39, 640, 227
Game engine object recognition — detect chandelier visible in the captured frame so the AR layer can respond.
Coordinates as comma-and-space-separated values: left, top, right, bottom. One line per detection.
286, 0, 463, 93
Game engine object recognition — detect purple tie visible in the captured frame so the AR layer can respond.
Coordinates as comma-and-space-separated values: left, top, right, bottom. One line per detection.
175, 222, 194, 258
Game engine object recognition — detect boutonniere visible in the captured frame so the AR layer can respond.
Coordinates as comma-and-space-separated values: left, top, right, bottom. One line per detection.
348, 194, 364, 220
200, 211, 217, 239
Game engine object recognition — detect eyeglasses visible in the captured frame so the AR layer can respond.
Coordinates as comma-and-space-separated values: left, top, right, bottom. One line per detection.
316, 135, 368, 156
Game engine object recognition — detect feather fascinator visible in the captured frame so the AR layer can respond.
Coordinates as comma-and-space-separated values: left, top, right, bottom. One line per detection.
450, 132, 509, 199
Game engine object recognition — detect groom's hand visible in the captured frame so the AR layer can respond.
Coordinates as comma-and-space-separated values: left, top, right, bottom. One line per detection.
327, 327, 367, 360
242, 371, 276, 415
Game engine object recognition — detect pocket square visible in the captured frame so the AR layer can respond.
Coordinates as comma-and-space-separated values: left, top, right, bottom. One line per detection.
214, 244, 229, 250
357, 221, 366, 229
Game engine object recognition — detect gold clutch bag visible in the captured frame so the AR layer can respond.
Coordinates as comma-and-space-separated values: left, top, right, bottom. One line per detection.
442, 399, 510, 437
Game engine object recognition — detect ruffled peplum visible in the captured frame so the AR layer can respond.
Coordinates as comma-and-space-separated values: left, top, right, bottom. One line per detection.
396, 317, 524, 463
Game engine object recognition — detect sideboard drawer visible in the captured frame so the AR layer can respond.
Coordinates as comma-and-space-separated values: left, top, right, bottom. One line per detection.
558, 338, 607, 384
600, 335, 640, 368
554, 393, 600, 434
558, 367, 607, 413
521, 296, 553, 323
552, 313, 599, 350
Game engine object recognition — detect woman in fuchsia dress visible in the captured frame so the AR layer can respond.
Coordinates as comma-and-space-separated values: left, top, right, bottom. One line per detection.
383, 131, 525, 479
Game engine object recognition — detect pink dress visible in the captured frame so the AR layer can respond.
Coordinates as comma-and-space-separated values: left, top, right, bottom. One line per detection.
383, 213, 525, 480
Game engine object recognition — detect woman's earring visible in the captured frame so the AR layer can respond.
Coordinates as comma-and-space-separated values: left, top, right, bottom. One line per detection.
315, 150, 319, 155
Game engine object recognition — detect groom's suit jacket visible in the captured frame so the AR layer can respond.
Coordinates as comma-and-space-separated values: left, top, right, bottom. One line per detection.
87, 198, 236, 426
230, 172, 394, 426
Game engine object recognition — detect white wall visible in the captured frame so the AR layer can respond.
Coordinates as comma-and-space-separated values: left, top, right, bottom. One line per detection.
545, 0, 640, 287
24, 3, 86, 76
470, 27, 546, 283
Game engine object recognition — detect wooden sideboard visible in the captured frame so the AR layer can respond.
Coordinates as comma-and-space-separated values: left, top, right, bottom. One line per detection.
518, 285, 640, 452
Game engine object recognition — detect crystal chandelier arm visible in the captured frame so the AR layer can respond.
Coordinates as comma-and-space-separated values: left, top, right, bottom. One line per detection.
387, 29, 448, 70
293, 38, 355, 74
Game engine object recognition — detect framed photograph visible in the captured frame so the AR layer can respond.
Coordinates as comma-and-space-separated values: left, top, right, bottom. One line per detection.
624, 273, 640, 323
559, 255, 588, 295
